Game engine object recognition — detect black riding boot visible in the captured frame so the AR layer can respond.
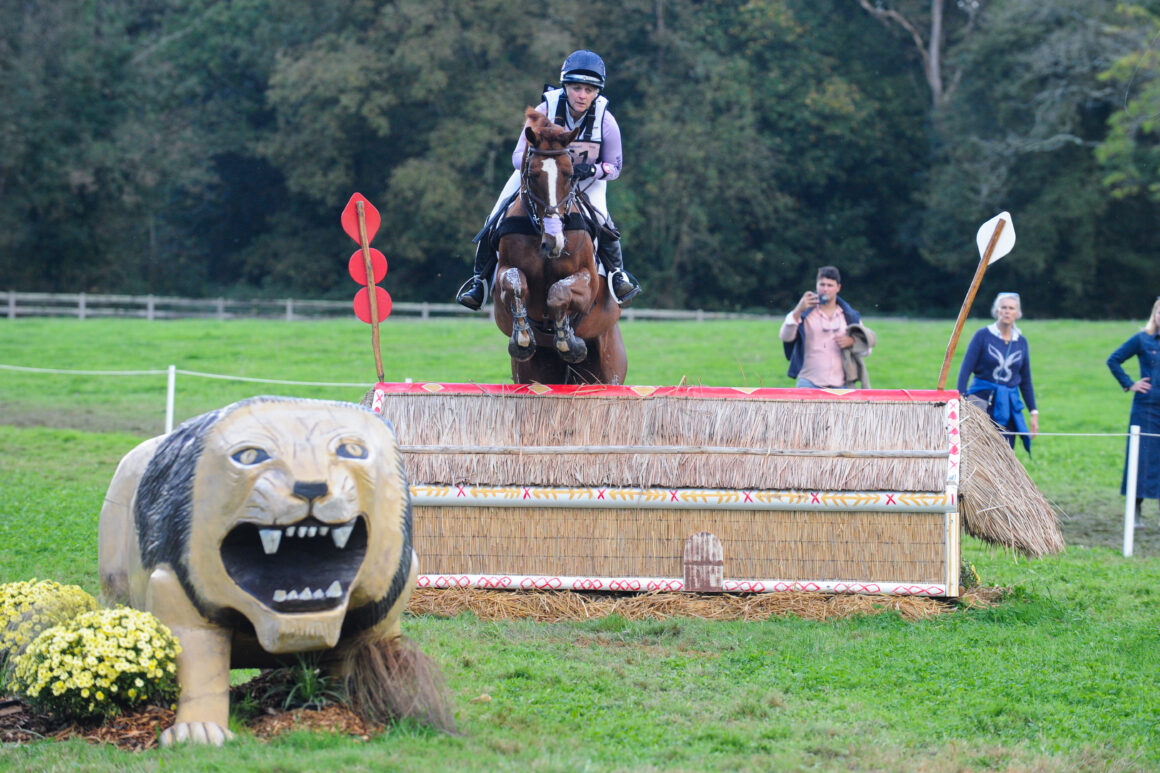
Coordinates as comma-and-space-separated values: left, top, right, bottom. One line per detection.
455, 238, 497, 310
596, 238, 641, 306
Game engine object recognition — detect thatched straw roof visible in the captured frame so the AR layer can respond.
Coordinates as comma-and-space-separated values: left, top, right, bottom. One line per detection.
957, 400, 1063, 557
369, 388, 948, 491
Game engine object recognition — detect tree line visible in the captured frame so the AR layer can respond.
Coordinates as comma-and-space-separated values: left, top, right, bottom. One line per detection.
3, 0, 1160, 318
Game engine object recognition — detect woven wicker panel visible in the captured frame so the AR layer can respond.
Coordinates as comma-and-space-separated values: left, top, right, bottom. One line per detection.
414, 507, 946, 582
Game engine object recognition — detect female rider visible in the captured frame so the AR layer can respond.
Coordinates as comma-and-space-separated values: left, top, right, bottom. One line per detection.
455, 50, 640, 310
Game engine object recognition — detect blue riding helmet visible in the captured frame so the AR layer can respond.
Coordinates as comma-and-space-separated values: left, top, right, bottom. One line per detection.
560, 50, 606, 90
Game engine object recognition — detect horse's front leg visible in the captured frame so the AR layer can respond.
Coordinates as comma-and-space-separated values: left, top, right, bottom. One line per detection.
546, 272, 590, 363
496, 266, 535, 361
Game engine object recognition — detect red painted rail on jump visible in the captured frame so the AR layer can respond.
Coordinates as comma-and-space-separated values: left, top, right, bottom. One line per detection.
372, 382, 957, 402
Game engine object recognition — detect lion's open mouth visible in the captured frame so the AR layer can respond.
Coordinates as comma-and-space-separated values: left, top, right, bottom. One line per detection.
220, 516, 368, 613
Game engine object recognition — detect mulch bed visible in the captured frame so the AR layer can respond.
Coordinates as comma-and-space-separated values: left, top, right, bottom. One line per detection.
0, 696, 378, 751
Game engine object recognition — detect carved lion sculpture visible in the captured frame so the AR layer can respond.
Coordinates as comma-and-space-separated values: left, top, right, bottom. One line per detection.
98, 396, 453, 746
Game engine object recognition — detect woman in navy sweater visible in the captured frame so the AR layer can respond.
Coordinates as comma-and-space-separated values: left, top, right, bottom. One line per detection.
1107, 297, 1160, 524
957, 292, 1039, 453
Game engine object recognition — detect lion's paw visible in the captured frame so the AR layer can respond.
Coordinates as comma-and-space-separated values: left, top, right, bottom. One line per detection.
159, 721, 234, 747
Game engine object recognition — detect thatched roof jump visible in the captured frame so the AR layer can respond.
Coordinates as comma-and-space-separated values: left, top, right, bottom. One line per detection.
362, 383, 1062, 559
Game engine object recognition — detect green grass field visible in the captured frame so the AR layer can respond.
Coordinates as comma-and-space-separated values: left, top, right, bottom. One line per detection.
2, 317, 1159, 771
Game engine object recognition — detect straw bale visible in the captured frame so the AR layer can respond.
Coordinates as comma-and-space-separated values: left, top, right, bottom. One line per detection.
957, 401, 1063, 557
405, 587, 1007, 623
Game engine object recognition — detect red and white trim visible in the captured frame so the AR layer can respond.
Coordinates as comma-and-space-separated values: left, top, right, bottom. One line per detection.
409, 484, 954, 512
416, 573, 947, 596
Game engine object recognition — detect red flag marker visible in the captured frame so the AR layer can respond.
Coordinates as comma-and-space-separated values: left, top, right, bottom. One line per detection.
349, 248, 388, 285
353, 286, 392, 324
341, 193, 380, 244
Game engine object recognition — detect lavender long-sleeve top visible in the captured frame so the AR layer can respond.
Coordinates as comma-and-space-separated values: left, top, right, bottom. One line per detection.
511, 102, 623, 182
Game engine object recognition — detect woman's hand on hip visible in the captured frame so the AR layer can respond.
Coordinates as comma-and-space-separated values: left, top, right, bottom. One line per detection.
1129, 377, 1152, 394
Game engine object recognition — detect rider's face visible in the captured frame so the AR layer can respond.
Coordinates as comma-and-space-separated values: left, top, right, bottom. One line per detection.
565, 83, 598, 116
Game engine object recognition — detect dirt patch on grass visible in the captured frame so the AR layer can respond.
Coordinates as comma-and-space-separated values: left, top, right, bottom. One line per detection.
0, 402, 161, 436
1056, 503, 1160, 557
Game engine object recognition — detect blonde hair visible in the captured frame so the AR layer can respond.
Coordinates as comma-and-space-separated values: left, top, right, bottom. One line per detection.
1146, 297, 1160, 336
990, 292, 1022, 320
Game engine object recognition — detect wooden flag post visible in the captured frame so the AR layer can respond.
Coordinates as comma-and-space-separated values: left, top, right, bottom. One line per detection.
937, 212, 1016, 391
356, 201, 385, 382
341, 192, 391, 384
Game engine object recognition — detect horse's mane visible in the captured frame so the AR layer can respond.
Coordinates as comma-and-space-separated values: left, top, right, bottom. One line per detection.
525, 107, 572, 146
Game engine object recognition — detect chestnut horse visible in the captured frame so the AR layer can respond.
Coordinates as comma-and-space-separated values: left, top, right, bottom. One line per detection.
491, 109, 627, 385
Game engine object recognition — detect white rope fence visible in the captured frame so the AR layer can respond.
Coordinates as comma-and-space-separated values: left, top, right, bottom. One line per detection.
2, 362, 1157, 557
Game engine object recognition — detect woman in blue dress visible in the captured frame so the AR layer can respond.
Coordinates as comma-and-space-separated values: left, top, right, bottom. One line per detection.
1107, 297, 1160, 524
957, 292, 1039, 453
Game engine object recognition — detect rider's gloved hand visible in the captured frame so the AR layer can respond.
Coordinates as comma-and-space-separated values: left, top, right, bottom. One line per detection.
572, 163, 597, 181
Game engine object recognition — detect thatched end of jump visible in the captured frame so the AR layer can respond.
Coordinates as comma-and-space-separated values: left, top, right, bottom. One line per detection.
958, 400, 1063, 557
405, 587, 1007, 623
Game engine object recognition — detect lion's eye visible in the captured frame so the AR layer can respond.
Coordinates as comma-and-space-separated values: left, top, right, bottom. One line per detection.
231, 447, 269, 466
337, 442, 368, 460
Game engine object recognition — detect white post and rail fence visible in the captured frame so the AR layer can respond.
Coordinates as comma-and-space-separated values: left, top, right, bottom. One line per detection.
2, 291, 758, 323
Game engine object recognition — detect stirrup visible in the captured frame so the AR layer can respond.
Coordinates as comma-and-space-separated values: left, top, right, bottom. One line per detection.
456, 276, 488, 310
609, 270, 640, 307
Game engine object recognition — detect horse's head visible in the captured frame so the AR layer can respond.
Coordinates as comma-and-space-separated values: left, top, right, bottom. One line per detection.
522, 108, 582, 259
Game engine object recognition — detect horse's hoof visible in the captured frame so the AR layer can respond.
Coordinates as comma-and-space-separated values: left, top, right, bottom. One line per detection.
509, 340, 535, 362
558, 339, 587, 364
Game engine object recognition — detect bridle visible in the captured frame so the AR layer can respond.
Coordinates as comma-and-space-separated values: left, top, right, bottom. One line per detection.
520, 146, 579, 235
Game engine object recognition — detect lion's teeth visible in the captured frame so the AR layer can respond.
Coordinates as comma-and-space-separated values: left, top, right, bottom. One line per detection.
259, 529, 282, 555
312, 588, 325, 600
300, 586, 312, 598
286, 590, 299, 600
331, 525, 354, 549
286, 526, 296, 537
326, 581, 342, 598
319, 527, 329, 536
307, 526, 318, 537
273, 590, 287, 602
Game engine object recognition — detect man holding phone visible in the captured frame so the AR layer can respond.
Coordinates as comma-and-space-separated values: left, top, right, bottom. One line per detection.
779, 266, 865, 388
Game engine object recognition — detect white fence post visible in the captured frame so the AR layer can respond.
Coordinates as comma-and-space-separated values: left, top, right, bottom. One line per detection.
285, 298, 294, 322
78, 293, 87, 320
7, 291, 14, 319
216, 297, 225, 320
146, 295, 156, 321
1123, 424, 1141, 558
165, 365, 177, 433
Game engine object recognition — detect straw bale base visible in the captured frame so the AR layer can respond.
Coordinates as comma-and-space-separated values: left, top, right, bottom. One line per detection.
405, 586, 1006, 623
